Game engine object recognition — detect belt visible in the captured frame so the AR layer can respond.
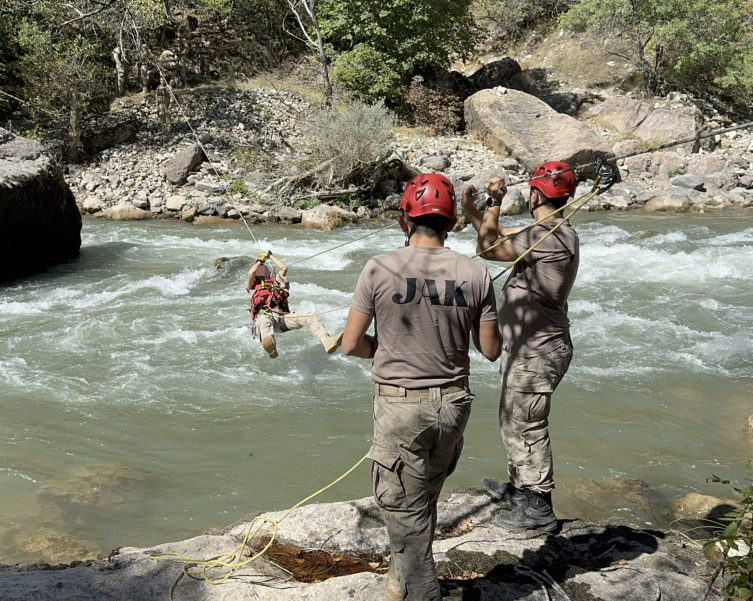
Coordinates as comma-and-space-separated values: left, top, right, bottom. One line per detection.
376, 378, 468, 398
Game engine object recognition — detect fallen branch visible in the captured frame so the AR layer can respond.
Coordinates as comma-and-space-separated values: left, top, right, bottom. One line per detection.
265, 158, 335, 192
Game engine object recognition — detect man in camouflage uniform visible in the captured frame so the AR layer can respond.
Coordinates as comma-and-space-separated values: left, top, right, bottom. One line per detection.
176, 31, 190, 88
112, 45, 128, 96
198, 34, 210, 80
156, 78, 172, 134
343, 173, 501, 600
462, 164, 579, 533
158, 49, 179, 88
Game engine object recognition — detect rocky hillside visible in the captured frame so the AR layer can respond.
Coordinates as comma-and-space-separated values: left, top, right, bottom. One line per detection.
63, 59, 753, 228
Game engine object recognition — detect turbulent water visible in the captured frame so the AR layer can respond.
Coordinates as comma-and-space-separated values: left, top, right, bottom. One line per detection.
1, 211, 752, 563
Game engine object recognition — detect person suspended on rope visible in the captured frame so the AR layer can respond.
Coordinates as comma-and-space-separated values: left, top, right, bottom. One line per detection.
246, 251, 343, 359
342, 173, 501, 601
462, 162, 580, 533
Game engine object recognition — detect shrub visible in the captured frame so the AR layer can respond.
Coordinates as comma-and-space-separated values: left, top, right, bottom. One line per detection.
306, 101, 396, 184
405, 75, 463, 135
229, 178, 249, 196
704, 464, 753, 600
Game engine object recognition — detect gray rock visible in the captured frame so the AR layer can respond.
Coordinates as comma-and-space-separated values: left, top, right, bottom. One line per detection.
738, 174, 753, 189
197, 203, 216, 216
0, 493, 721, 601
226, 208, 240, 219
214, 204, 228, 218
277, 206, 302, 224
612, 138, 641, 157
82, 196, 105, 213
381, 193, 401, 211
500, 157, 521, 170
194, 181, 225, 194
131, 197, 150, 210
452, 169, 476, 181
465, 89, 613, 176
499, 186, 527, 215
166, 195, 186, 211
0, 128, 81, 282
587, 96, 709, 152
419, 154, 451, 172
468, 57, 528, 92
671, 174, 705, 191
540, 89, 599, 117
301, 204, 357, 231
182, 206, 197, 222
645, 188, 699, 212
165, 144, 205, 186
650, 151, 686, 180
376, 179, 399, 198
197, 132, 212, 144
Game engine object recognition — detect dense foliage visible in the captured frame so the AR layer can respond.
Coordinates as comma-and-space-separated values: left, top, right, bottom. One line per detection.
319, 0, 476, 104
560, 0, 753, 103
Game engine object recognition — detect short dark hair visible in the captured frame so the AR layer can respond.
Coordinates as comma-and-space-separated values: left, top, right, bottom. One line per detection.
534, 189, 569, 210
404, 213, 450, 237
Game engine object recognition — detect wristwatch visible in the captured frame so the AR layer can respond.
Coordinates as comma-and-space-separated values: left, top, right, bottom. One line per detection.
487, 198, 503, 208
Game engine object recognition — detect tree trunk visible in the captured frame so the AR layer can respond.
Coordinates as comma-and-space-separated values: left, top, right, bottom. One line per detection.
67, 78, 82, 163
309, 5, 333, 107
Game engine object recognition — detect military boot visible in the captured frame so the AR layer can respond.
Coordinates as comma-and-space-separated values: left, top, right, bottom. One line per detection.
495, 488, 557, 532
323, 331, 344, 355
481, 478, 517, 506
261, 335, 278, 359
384, 561, 401, 601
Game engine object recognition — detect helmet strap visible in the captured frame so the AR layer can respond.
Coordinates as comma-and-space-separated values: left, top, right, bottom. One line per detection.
404, 224, 417, 247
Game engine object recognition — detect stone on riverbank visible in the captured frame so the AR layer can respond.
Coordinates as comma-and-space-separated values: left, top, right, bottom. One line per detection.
464, 89, 612, 175
644, 189, 697, 212
0, 494, 721, 601
165, 144, 204, 186
94, 202, 152, 221
673, 492, 741, 521
0, 128, 81, 282
301, 204, 356, 231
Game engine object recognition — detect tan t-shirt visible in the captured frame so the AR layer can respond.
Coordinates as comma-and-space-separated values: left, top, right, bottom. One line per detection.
499, 219, 579, 357
351, 245, 497, 388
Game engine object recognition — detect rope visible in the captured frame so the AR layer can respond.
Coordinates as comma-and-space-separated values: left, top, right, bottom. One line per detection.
491, 188, 599, 282
256, 304, 350, 318
286, 223, 400, 267
471, 187, 599, 259
151, 453, 369, 600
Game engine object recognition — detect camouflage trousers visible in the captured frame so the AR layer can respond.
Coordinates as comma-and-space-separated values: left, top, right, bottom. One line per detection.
369, 380, 472, 601
499, 344, 573, 494
254, 312, 329, 347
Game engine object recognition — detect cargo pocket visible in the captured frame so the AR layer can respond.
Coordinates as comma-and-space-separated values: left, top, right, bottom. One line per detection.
370, 448, 405, 511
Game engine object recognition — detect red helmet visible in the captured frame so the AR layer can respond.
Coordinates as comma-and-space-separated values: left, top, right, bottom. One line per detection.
400, 173, 457, 229
529, 161, 576, 200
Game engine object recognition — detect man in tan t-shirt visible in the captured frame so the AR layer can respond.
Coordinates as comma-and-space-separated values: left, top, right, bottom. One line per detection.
343, 173, 501, 601
462, 161, 579, 533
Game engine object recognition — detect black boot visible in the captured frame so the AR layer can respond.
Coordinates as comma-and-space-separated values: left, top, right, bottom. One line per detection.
495, 488, 558, 532
481, 478, 520, 506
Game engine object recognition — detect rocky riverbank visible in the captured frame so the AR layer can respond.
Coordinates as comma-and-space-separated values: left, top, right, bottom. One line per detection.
62, 83, 753, 229
0, 488, 734, 601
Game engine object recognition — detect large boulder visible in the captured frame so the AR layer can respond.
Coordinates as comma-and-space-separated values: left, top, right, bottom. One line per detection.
301, 204, 356, 231
587, 96, 708, 152
468, 58, 529, 93
465, 89, 613, 175
79, 115, 138, 156
165, 144, 204, 186
0, 128, 81, 282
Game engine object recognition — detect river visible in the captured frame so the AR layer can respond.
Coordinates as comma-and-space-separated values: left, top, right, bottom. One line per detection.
1, 211, 751, 563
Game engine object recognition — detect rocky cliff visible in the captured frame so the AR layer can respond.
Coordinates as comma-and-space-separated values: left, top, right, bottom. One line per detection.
0, 129, 81, 282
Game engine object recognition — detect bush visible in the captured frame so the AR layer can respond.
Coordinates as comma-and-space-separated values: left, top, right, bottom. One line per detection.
320, 0, 475, 104
476, 0, 573, 38
229, 178, 249, 196
306, 101, 396, 184
405, 75, 463, 135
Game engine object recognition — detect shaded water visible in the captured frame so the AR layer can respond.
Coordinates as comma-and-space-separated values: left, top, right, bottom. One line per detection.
1, 211, 751, 563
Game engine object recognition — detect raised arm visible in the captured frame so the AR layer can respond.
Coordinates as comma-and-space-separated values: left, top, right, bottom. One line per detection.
246, 261, 262, 292
267, 252, 287, 278
475, 178, 523, 262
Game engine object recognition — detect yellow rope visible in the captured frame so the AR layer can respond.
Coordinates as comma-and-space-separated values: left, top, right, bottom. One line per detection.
151, 454, 369, 600
471, 186, 598, 259
256, 304, 350, 319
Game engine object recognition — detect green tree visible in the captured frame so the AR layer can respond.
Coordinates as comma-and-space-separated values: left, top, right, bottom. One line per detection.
319, 0, 475, 103
560, 0, 753, 100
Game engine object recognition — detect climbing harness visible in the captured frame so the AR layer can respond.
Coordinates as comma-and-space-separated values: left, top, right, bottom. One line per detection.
248, 276, 290, 319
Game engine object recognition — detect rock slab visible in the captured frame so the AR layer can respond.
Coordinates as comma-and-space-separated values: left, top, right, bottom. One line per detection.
0, 128, 81, 282
165, 144, 205, 186
301, 204, 356, 231
465, 89, 612, 175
